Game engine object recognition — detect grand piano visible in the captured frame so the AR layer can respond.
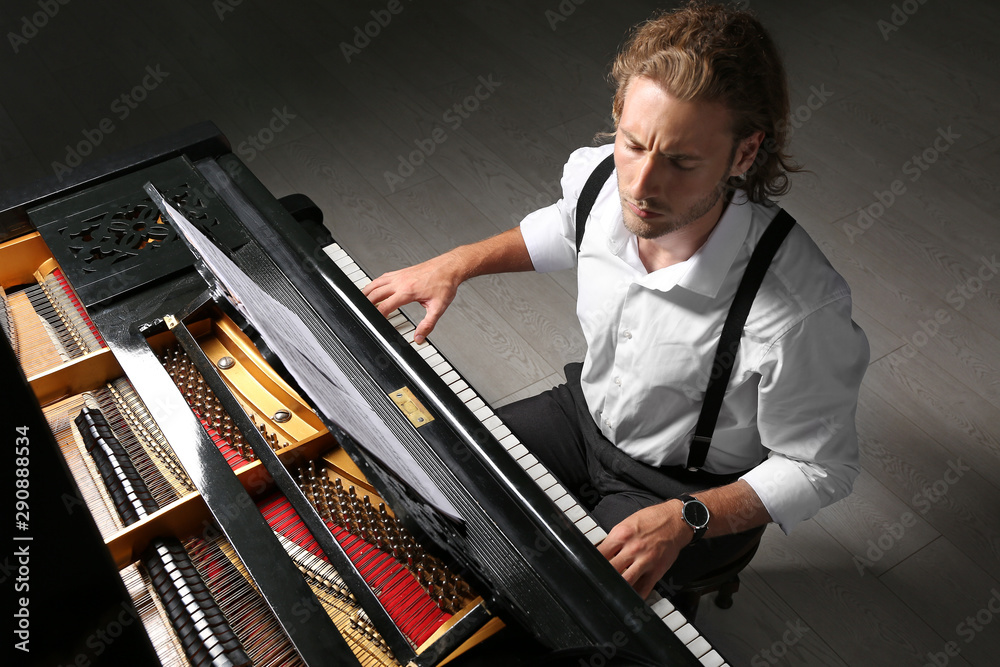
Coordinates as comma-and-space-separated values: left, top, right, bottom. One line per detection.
1, 123, 728, 667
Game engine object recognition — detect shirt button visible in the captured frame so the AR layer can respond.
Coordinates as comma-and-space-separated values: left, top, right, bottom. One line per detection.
623, 329, 632, 339
603, 417, 611, 427
614, 376, 622, 386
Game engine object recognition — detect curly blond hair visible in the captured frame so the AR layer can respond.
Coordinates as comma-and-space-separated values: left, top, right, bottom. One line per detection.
610, 2, 802, 202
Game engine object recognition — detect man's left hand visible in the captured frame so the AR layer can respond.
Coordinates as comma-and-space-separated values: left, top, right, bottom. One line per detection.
597, 500, 691, 599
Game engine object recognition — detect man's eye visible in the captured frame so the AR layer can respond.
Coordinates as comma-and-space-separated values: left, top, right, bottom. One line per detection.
672, 160, 694, 171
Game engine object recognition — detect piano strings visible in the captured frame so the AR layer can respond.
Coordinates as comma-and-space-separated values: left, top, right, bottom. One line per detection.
2, 267, 105, 377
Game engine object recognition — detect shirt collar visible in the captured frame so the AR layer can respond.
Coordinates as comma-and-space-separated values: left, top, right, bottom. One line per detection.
677, 191, 752, 298
625, 190, 751, 297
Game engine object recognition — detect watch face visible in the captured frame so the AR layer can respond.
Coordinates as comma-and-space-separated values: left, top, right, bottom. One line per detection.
683, 500, 710, 528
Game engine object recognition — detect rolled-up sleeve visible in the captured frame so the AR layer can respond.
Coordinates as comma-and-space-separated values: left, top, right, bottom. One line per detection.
741, 294, 869, 533
520, 145, 613, 273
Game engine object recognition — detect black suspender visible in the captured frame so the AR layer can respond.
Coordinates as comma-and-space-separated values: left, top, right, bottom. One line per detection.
576, 154, 616, 252
573, 155, 797, 472
686, 209, 795, 470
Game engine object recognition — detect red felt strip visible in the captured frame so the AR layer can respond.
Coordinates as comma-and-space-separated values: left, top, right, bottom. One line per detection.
255, 494, 450, 646
51, 268, 106, 346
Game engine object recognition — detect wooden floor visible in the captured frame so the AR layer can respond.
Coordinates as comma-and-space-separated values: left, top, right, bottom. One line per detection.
3, 0, 998, 664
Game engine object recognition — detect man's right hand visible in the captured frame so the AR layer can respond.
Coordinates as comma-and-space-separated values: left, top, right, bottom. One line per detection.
361, 227, 535, 344
362, 252, 465, 344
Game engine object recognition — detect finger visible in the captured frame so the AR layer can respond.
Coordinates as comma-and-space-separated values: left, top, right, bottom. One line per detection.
620, 562, 643, 587
414, 298, 454, 344
413, 314, 439, 344
362, 283, 393, 306
634, 574, 657, 601
374, 293, 408, 316
597, 539, 621, 560
360, 273, 389, 297
607, 550, 633, 577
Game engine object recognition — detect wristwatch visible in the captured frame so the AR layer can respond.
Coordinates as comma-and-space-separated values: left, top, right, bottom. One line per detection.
678, 494, 710, 545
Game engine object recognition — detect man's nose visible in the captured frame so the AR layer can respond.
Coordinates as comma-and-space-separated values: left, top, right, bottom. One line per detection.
632, 155, 661, 200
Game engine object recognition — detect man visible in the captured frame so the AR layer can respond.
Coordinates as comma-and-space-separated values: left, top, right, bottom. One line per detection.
362, 3, 868, 600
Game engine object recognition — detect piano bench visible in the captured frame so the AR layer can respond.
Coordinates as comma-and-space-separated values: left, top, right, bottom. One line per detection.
669, 525, 766, 621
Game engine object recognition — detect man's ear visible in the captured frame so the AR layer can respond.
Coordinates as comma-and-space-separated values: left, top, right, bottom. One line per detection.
731, 131, 766, 176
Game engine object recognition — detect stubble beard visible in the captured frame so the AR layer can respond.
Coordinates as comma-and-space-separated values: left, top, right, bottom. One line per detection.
619, 181, 727, 240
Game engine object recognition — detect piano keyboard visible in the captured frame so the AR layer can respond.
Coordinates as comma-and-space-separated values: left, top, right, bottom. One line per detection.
322, 242, 730, 667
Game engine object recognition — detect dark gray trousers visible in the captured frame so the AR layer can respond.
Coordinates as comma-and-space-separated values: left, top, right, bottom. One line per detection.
496, 363, 763, 593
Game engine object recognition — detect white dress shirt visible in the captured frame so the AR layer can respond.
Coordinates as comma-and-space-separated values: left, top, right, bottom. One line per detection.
519, 144, 869, 533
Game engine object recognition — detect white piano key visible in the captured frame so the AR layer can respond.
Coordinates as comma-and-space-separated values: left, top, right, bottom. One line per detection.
686, 636, 712, 659
518, 453, 539, 469
500, 437, 522, 454
440, 370, 461, 386
698, 650, 725, 667
533, 473, 559, 493
324, 249, 348, 264
574, 515, 598, 536
583, 524, 607, 544
650, 597, 675, 618
543, 484, 565, 502
482, 415, 503, 432
663, 610, 686, 632
674, 623, 698, 645
456, 388, 477, 404
564, 504, 586, 522
487, 422, 510, 439
553, 493, 575, 510
331, 257, 352, 271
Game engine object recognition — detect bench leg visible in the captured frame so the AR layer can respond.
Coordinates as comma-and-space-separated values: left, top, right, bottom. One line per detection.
714, 576, 741, 610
